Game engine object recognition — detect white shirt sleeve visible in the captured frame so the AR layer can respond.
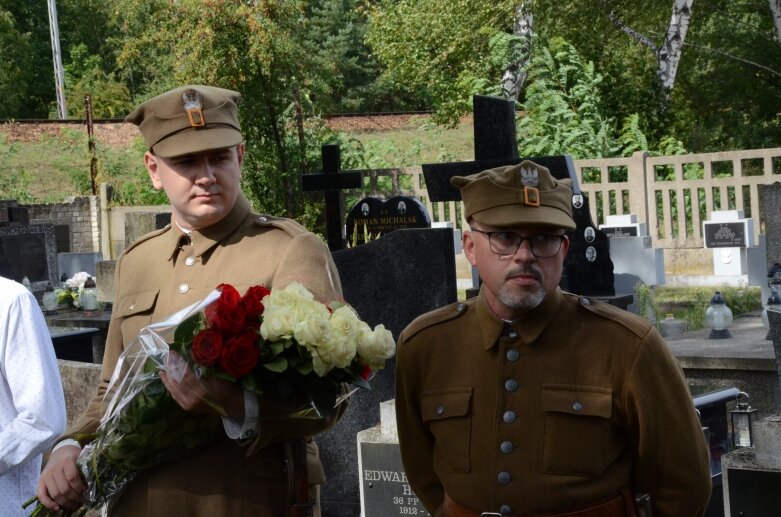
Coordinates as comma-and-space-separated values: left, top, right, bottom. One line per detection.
0, 284, 67, 474
221, 390, 259, 440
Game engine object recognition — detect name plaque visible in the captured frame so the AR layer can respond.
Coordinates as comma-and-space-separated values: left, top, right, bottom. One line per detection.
602, 226, 639, 238
360, 442, 430, 516
704, 222, 747, 248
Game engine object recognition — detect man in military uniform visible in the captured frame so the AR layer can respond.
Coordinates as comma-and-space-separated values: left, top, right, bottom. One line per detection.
395, 161, 711, 516
37, 85, 343, 515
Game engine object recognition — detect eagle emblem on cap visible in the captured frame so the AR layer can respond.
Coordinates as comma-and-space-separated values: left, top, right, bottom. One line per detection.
519, 164, 540, 207
520, 165, 539, 187
182, 89, 205, 128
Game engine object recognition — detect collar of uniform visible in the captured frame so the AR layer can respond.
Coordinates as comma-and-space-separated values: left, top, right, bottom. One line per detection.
476, 285, 562, 350
189, 193, 251, 257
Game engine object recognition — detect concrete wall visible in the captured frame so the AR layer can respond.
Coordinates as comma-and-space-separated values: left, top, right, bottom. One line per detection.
27, 196, 99, 253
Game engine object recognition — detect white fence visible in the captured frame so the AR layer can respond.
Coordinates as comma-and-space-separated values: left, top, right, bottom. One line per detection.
344, 147, 781, 249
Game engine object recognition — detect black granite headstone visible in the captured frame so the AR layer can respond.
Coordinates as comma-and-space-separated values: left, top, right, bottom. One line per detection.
8, 206, 30, 225
563, 192, 615, 296
0, 223, 60, 293
703, 222, 748, 248
345, 196, 431, 246
360, 442, 430, 516
320, 228, 457, 516
155, 212, 172, 230
55, 224, 71, 253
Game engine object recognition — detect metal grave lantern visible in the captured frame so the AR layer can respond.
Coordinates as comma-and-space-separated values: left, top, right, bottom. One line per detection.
731, 391, 758, 449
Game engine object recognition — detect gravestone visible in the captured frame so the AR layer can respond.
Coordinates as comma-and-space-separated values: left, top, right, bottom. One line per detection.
58, 252, 103, 279
599, 215, 665, 300
421, 95, 620, 304
0, 204, 59, 294
319, 228, 457, 516
357, 400, 430, 517
703, 210, 753, 275
345, 195, 431, 246
760, 183, 781, 311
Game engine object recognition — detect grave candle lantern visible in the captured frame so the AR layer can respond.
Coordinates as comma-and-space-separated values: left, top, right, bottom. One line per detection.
705, 291, 732, 339
42, 282, 59, 312
730, 391, 757, 449
81, 277, 99, 312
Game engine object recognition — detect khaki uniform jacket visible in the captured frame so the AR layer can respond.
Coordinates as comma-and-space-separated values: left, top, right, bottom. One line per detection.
65, 194, 343, 516
395, 287, 711, 517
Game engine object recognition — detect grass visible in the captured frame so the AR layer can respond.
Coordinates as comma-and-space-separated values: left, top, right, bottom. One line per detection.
636, 283, 762, 331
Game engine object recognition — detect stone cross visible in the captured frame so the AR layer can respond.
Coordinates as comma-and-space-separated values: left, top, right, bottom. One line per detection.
301, 145, 362, 251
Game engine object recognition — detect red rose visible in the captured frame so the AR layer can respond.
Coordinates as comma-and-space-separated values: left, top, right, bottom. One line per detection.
205, 284, 248, 333
191, 329, 223, 367
240, 285, 270, 329
220, 329, 260, 378
359, 363, 372, 381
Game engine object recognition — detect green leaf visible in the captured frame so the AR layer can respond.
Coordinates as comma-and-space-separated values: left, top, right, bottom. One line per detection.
264, 356, 289, 373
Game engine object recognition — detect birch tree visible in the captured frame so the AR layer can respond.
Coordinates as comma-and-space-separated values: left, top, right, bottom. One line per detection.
500, 2, 533, 100
770, 0, 781, 44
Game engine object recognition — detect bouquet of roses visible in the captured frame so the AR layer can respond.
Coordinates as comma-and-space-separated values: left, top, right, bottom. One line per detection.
24, 282, 395, 515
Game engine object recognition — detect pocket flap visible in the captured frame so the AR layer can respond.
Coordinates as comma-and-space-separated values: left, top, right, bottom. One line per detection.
542, 385, 612, 418
421, 387, 472, 422
117, 290, 159, 317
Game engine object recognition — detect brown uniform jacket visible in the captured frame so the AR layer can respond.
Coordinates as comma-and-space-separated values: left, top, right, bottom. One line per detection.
65, 194, 343, 516
395, 287, 711, 517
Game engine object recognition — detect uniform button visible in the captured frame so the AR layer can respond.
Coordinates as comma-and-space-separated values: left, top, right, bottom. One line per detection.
457, 303, 465, 312
178, 283, 190, 294
243, 428, 256, 439
497, 471, 511, 485
508, 331, 518, 338
500, 505, 513, 516
572, 401, 583, 412
504, 379, 519, 392
580, 297, 591, 306
128, 304, 135, 311
258, 216, 268, 222
500, 441, 514, 454
506, 349, 520, 362
185, 256, 196, 266
436, 405, 445, 415
503, 411, 516, 424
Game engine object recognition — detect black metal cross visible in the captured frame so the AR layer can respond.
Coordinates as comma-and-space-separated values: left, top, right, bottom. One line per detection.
301, 144, 362, 251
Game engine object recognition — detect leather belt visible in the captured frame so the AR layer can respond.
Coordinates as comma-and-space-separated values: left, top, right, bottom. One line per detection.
443, 489, 637, 517
284, 438, 316, 517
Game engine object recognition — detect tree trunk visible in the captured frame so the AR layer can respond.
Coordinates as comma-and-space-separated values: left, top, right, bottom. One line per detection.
771, 0, 781, 45
657, 0, 694, 93
501, 2, 533, 101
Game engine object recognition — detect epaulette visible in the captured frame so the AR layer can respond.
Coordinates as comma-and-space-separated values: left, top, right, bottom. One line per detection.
399, 300, 472, 343
122, 224, 171, 255
252, 214, 309, 237
564, 292, 651, 338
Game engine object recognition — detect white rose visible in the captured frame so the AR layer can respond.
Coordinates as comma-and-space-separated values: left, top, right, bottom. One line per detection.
294, 315, 331, 349
260, 306, 298, 341
311, 351, 333, 377
357, 324, 396, 370
318, 334, 357, 370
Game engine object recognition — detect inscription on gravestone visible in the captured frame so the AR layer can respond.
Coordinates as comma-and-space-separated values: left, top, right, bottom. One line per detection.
704, 222, 747, 248
601, 226, 639, 238
1, 235, 48, 281
345, 195, 431, 246
360, 442, 430, 516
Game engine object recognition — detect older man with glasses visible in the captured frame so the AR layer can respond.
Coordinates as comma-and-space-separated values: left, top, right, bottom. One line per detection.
394, 161, 711, 517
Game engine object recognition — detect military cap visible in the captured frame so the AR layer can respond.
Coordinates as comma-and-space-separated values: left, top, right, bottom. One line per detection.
125, 85, 242, 158
451, 160, 576, 230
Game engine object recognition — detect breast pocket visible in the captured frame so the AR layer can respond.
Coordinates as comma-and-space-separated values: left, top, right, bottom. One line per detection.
118, 290, 159, 346
541, 384, 612, 478
421, 387, 472, 473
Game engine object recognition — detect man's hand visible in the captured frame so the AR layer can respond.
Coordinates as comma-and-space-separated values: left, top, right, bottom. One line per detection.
159, 353, 244, 418
37, 444, 86, 511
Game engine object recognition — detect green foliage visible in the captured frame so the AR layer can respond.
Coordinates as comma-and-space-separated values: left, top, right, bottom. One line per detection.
367, 0, 518, 125
63, 44, 134, 119
517, 37, 618, 159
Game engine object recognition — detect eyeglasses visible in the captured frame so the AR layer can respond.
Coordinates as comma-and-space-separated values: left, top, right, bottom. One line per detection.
471, 229, 566, 258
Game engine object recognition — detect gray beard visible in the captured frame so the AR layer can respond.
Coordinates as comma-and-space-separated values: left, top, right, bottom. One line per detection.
498, 284, 546, 310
